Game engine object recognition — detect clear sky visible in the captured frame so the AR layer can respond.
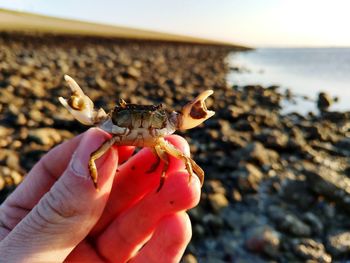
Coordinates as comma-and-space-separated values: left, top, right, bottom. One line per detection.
0, 0, 349, 47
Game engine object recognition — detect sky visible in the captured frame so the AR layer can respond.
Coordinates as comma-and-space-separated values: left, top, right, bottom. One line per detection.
0, 0, 350, 47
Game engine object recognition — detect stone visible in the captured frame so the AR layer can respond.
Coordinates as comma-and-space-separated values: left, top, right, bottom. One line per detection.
279, 179, 316, 210
303, 163, 350, 212
182, 254, 197, 263
268, 206, 311, 237
245, 226, 280, 258
206, 180, 226, 195
125, 66, 141, 79
234, 163, 263, 192
0, 150, 21, 171
292, 238, 331, 263
28, 128, 62, 146
235, 142, 279, 166
254, 129, 289, 149
327, 231, 350, 257
317, 92, 333, 111
208, 193, 229, 213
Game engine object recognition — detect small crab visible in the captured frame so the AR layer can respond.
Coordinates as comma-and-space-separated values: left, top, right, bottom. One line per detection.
59, 75, 215, 191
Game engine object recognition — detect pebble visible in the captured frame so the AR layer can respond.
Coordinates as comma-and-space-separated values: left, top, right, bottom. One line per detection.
208, 193, 229, 213
327, 231, 350, 257
245, 226, 280, 258
292, 238, 331, 263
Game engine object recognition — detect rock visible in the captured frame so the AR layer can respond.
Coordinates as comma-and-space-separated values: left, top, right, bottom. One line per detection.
245, 226, 280, 258
254, 129, 289, 149
268, 206, 311, 237
317, 92, 333, 111
208, 193, 229, 213
292, 238, 331, 263
182, 254, 197, 263
303, 212, 324, 236
206, 180, 226, 195
327, 231, 350, 257
0, 150, 21, 171
124, 66, 141, 79
202, 213, 224, 235
235, 142, 279, 166
303, 163, 350, 212
28, 128, 62, 146
95, 76, 108, 90
279, 179, 316, 210
232, 189, 242, 202
0, 175, 5, 191
223, 209, 258, 230
233, 163, 263, 192
0, 126, 14, 137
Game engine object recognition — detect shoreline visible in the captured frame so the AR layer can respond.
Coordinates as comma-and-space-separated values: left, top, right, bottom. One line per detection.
0, 33, 349, 262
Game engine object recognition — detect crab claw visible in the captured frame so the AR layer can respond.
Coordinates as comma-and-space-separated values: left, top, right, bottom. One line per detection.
177, 90, 215, 130
59, 75, 106, 125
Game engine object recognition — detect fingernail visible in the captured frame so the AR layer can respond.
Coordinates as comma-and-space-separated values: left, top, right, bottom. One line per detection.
69, 128, 110, 179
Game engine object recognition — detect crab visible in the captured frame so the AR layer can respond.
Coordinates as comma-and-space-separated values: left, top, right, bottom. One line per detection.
59, 75, 215, 191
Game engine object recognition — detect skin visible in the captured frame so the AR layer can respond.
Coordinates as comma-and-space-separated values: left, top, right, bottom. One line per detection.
0, 128, 201, 262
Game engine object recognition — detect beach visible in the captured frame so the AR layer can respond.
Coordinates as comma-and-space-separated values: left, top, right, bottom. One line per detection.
0, 32, 350, 262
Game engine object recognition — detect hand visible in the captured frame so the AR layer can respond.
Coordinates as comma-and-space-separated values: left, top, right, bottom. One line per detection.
0, 128, 200, 262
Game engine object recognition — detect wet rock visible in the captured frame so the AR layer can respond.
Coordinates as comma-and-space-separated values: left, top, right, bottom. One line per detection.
327, 231, 350, 257
245, 226, 280, 258
292, 238, 331, 263
317, 92, 333, 111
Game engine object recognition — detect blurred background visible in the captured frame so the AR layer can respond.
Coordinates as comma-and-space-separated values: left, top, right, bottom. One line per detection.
0, 1, 350, 262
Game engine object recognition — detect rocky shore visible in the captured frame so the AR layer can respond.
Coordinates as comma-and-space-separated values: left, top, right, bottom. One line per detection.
1, 32, 350, 262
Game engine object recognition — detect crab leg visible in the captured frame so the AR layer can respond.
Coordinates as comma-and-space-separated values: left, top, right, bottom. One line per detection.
154, 145, 170, 192
89, 136, 118, 189
157, 138, 204, 187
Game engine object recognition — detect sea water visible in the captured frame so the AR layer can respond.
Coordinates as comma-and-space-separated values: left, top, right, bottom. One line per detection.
227, 48, 350, 114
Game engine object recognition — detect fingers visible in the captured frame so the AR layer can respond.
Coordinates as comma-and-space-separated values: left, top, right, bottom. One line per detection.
0, 128, 134, 238
96, 170, 200, 263
92, 135, 190, 235
0, 129, 119, 262
130, 213, 192, 263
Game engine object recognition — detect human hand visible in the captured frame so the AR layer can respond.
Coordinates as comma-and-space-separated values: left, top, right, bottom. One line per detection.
0, 128, 200, 262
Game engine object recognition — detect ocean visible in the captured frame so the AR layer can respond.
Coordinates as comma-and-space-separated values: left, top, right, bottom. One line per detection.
227, 48, 350, 114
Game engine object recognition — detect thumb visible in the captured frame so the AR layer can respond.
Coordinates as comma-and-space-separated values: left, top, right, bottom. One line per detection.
0, 128, 118, 262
